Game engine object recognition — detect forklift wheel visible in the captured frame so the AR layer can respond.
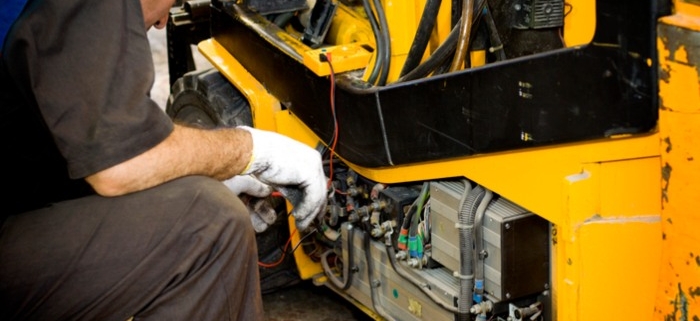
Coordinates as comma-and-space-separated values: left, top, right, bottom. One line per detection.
166, 68, 252, 128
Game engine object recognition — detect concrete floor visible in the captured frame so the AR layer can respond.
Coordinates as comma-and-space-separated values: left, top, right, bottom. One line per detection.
263, 281, 373, 321
147, 28, 373, 321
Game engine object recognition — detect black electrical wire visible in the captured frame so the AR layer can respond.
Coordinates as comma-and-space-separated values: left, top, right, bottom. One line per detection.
408, 183, 429, 238
400, 0, 443, 78
451, 0, 462, 28
401, 201, 418, 231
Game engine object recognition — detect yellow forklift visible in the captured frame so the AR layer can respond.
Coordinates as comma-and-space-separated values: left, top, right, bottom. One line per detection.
164, 0, 699, 319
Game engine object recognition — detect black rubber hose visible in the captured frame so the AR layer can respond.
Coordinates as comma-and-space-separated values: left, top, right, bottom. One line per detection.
433, 50, 455, 75
372, 0, 391, 86
362, 0, 383, 85
321, 224, 355, 290
364, 230, 396, 321
399, 0, 443, 78
398, 0, 489, 81
397, 19, 461, 82
452, 0, 462, 27
483, 4, 506, 61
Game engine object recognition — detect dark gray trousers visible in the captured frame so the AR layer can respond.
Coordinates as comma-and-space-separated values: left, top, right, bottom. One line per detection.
0, 176, 263, 321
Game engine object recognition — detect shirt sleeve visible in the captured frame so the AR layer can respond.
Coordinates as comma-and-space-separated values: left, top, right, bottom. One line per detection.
10, 0, 173, 179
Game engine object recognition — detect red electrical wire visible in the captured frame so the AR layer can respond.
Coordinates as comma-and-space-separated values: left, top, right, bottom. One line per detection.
258, 227, 298, 268
325, 53, 339, 190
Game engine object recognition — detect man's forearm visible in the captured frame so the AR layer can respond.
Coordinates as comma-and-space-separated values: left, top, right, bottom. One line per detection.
85, 124, 252, 197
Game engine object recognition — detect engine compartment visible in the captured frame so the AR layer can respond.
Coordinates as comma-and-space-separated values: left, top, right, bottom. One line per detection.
302, 163, 551, 320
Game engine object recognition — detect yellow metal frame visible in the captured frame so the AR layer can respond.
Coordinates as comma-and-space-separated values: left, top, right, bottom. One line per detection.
196, 0, 700, 318
654, 1, 700, 319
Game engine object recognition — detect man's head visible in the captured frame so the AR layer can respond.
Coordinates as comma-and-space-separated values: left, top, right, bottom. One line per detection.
140, 0, 177, 30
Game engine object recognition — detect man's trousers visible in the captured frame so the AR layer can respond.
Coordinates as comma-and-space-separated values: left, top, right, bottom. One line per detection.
0, 176, 263, 321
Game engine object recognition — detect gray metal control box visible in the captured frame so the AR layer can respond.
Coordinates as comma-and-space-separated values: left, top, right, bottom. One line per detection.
430, 181, 550, 301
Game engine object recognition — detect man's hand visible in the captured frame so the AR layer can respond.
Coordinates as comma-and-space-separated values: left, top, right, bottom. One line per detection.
238, 126, 327, 231
223, 175, 277, 233
243, 196, 278, 233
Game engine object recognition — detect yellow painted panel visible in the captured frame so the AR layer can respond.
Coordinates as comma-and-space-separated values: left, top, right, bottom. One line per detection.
599, 157, 661, 217
577, 220, 662, 320
563, 0, 596, 47
555, 157, 661, 321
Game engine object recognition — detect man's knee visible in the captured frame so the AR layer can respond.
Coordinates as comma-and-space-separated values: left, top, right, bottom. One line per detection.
159, 176, 255, 241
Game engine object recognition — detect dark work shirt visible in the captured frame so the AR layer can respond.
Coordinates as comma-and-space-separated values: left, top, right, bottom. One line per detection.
0, 0, 174, 218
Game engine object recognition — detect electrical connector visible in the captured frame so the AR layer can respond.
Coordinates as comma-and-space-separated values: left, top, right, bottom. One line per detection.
319, 52, 332, 63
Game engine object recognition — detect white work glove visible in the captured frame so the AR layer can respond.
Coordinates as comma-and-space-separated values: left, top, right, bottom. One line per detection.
238, 126, 327, 231
223, 175, 272, 197
223, 175, 279, 233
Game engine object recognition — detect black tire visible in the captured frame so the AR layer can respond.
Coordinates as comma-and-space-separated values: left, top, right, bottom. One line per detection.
166, 68, 253, 128
166, 68, 300, 294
